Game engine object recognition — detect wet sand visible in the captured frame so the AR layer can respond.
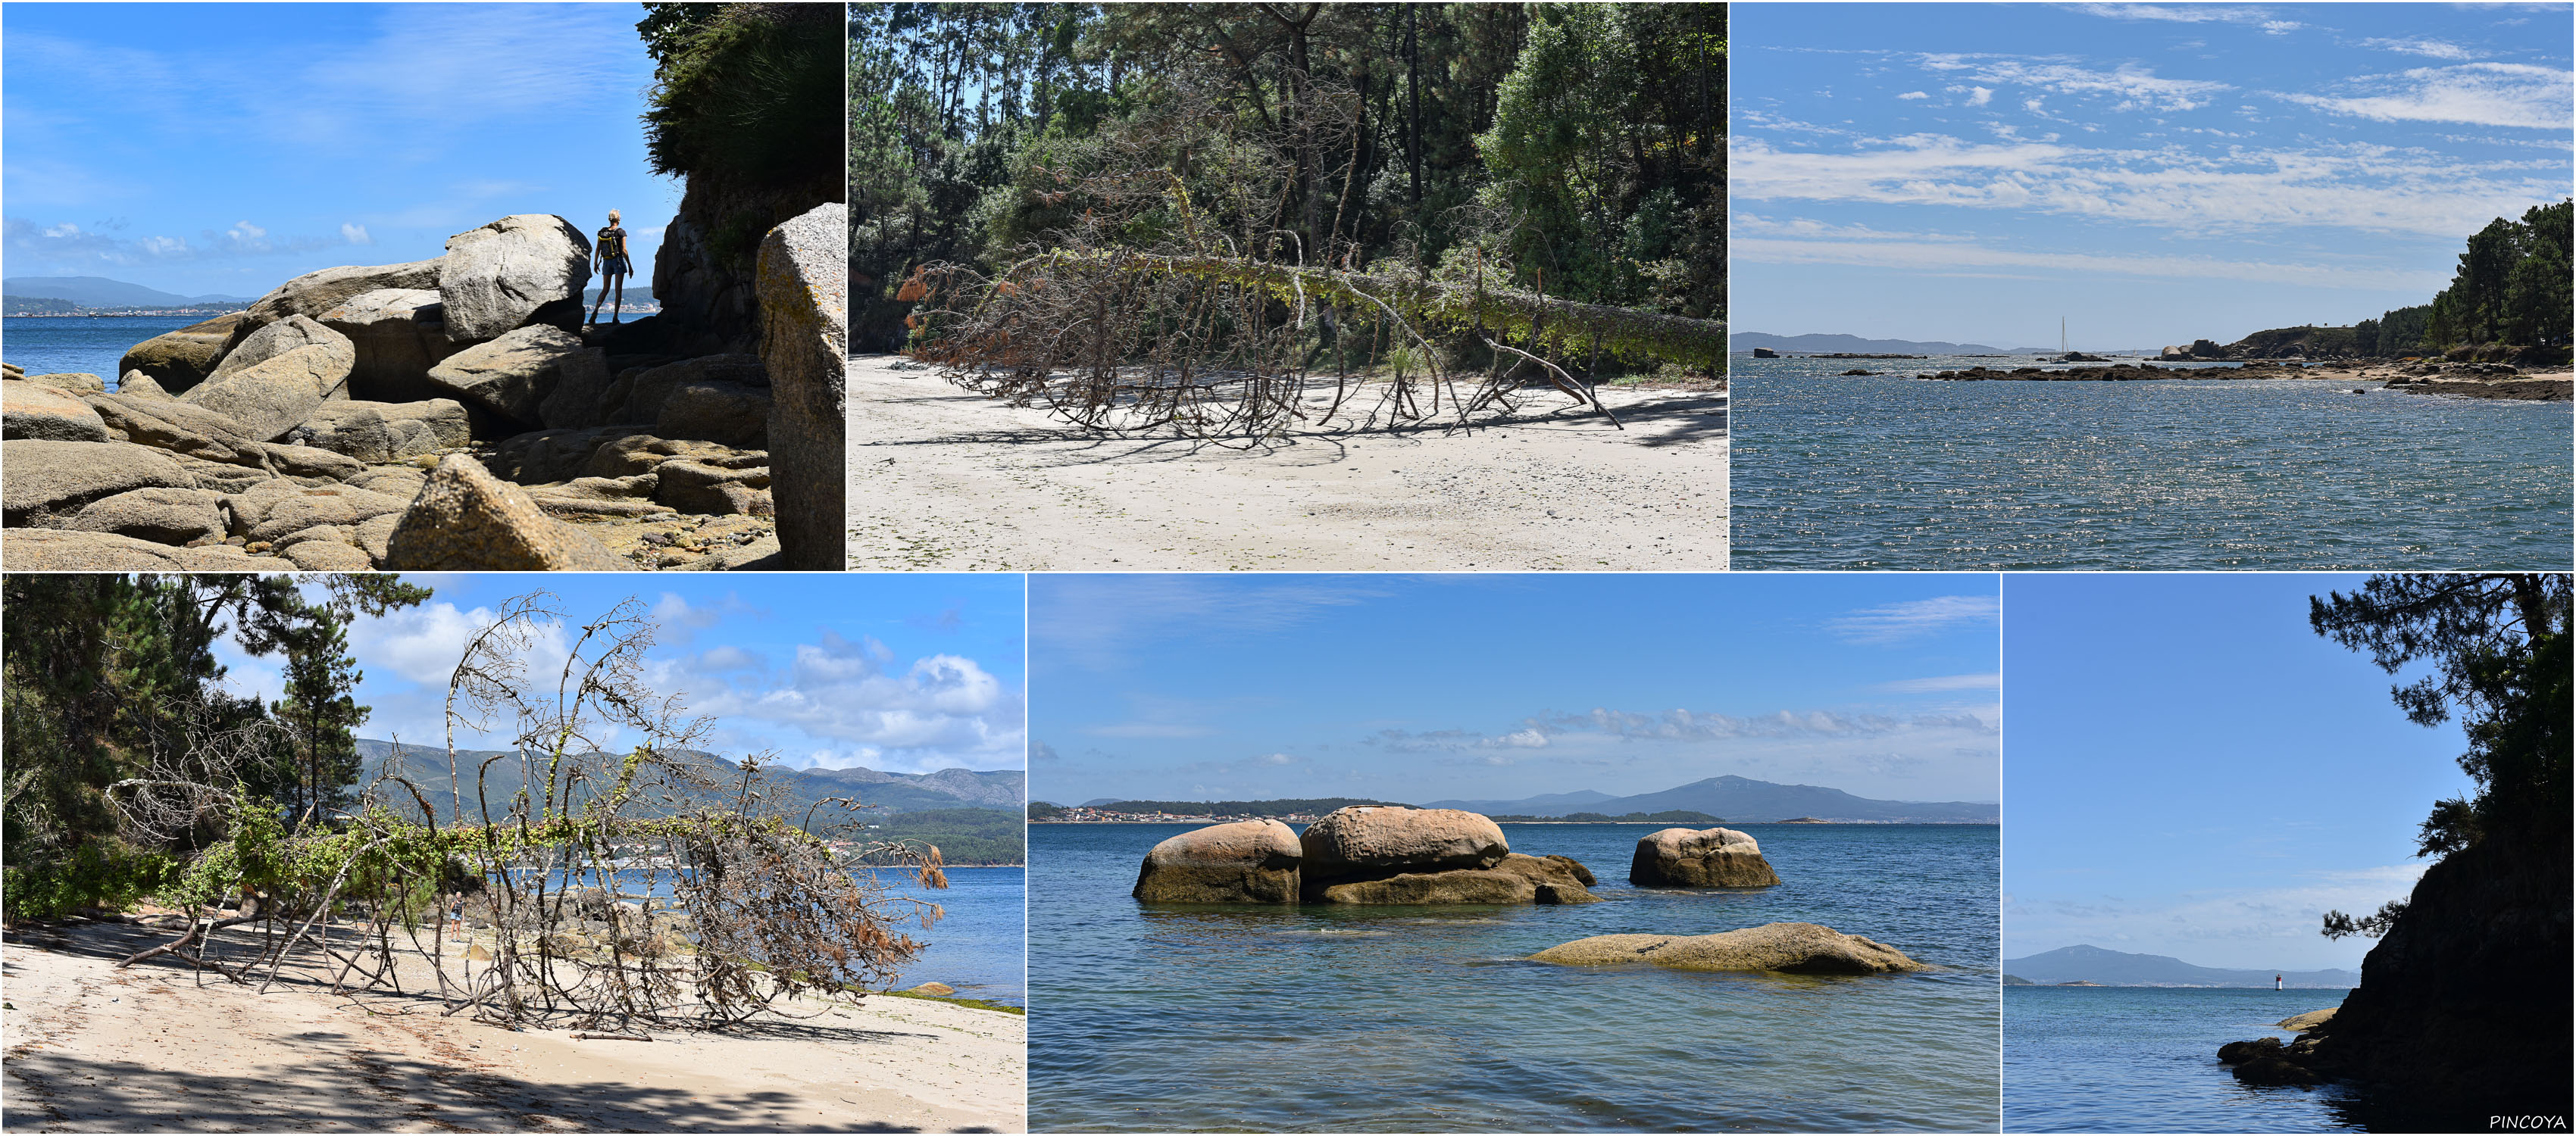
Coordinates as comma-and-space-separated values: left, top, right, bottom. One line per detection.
845, 355, 1728, 571
2, 916, 1025, 1133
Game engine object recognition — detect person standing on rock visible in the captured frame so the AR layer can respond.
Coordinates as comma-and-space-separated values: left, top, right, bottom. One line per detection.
588, 208, 632, 326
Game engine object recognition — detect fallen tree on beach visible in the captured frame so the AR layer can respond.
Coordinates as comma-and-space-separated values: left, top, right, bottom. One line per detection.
93, 592, 948, 1032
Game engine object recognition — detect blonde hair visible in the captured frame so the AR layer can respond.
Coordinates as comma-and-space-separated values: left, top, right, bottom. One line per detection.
608, 209, 621, 223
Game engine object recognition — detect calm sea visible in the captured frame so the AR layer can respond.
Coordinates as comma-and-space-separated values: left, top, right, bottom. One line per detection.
2, 314, 207, 389
1029, 822, 1999, 1132
1730, 354, 2574, 570
539, 863, 1024, 1006
2004, 985, 2365, 1133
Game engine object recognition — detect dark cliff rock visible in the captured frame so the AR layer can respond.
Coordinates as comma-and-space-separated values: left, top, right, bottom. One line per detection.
2215, 832, 2571, 1127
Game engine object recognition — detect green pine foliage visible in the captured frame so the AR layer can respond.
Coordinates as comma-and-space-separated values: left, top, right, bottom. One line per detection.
852, 2, 1723, 355
2416, 199, 2572, 352
1, 574, 428, 922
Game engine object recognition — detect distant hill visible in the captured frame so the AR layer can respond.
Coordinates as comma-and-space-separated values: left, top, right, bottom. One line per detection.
2002, 944, 2358, 988
352, 738, 1019, 822
4, 276, 254, 307
1733, 332, 2016, 354
1426, 775, 1996, 823
583, 286, 657, 304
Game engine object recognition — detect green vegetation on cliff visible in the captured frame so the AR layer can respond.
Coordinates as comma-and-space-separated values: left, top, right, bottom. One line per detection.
2294, 574, 2569, 1122
642, 2, 844, 201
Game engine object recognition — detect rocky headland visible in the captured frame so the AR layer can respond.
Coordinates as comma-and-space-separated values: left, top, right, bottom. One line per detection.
1629, 825, 1782, 887
1529, 922, 1925, 975
1, 204, 848, 571
2209, 831, 2570, 1122
1131, 805, 1600, 905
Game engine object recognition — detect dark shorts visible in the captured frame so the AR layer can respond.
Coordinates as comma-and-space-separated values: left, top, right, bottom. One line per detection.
602, 253, 632, 277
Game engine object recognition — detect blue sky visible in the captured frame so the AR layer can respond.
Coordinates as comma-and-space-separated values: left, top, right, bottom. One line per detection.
1028, 574, 2001, 807
1731, 2, 2576, 349
2, 3, 676, 298
210, 574, 1026, 776
2002, 573, 2471, 971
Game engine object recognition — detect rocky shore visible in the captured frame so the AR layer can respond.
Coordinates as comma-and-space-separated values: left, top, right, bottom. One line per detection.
1, 205, 847, 571
1131, 806, 1601, 905
1915, 358, 2571, 400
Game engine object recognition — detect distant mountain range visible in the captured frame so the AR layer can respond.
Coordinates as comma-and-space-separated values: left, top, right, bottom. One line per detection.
2002, 944, 2358, 988
4, 276, 255, 307
1732, 332, 2158, 356
1423, 775, 1996, 823
354, 738, 1020, 821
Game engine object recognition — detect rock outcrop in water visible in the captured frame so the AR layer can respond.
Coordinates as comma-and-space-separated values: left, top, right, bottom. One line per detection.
1130, 807, 1599, 905
2, 203, 850, 571
2209, 832, 2570, 1123
1530, 922, 1925, 974
1629, 825, 1781, 887
1133, 819, 1303, 903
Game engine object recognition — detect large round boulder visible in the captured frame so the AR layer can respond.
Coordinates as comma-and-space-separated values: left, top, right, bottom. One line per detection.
317, 288, 464, 401
1631, 826, 1782, 888
231, 259, 443, 347
1133, 819, 1302, 903
1299, 806, 1509, 882
120, 312, 247, 393
439, 214, 592, 342
1530, 922, 1926, 975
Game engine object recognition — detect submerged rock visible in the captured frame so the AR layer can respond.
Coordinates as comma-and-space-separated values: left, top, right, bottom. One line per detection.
1133, 819, 1302, 903
1630, 826, 1782, 888
1530, 922, 1926, 975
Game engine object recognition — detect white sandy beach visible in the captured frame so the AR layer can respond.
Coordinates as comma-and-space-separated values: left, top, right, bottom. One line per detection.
2, 917, 1025, 1133
846, 354, 1728, 571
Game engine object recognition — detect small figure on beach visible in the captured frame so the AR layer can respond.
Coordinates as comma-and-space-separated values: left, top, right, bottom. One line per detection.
589, 208, 632, 326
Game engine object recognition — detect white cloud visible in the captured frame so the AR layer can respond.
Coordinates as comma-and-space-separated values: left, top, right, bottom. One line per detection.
1920, 55, 2231, 112
339, 222, 372, 245
1730, 133, 2569, 239
2277, 63, 2574, 130
1730, 213, 1983, 243
2358, 37, 2476, 61
2069, 4, 2302, 33
1828, 595, 1999, 644
1968, 86, 1995, 107
1899, 90, 1930, 101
